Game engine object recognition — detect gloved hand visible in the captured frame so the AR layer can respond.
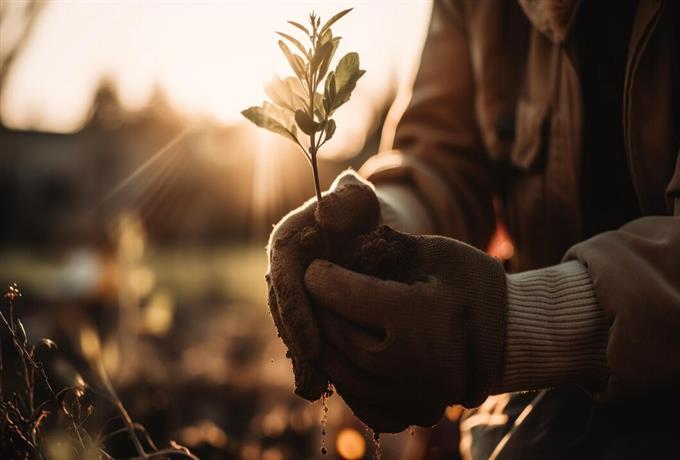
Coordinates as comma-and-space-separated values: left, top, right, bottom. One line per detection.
303, 228, 508, 432
266, 169, 381, 400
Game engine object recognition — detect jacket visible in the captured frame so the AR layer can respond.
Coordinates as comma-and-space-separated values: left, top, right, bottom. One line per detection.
360, 0, 680, 398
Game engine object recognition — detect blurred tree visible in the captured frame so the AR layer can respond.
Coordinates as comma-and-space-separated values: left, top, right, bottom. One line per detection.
88, 77, 124, 130
0, 0, 46, 123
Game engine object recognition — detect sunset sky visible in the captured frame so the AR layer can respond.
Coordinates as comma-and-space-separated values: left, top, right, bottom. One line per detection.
1, 1, 431, 134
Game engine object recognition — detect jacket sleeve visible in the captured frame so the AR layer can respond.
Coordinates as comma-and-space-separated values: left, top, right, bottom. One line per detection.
564, 150, 680, 397
359, 0, 496, 250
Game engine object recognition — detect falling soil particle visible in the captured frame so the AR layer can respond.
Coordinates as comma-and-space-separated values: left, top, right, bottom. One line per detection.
372, 431, 382, 460
320, 384, 333, 455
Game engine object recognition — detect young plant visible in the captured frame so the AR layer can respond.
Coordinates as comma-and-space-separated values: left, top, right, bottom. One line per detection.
241, 8, 365, 204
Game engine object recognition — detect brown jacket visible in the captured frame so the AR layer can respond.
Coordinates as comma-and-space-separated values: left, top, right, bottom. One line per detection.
361, 0, 680, 398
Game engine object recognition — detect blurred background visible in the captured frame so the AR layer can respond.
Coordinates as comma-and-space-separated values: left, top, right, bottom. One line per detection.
0, 1, 469, 458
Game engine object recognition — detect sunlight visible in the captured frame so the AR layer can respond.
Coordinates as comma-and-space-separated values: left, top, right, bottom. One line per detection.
251, 128, 287, 232
99, 125, 195, 206
1, 1, 431, 138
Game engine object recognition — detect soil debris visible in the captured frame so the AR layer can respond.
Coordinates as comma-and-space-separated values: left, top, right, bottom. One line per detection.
320, 384, 333, 455
372, 430, 382, 460
300, 224, 417, 281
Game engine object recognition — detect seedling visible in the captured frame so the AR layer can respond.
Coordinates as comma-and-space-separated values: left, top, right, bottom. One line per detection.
241, 8, 365, 205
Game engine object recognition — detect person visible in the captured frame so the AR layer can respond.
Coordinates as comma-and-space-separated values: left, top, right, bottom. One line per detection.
266, 0, 680, 457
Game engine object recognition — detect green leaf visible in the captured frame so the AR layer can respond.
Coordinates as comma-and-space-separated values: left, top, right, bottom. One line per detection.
278, 40, 306, 80
323, 78, 331, 113
287, 20, 310, 36
325, 70, 337, 98
266, 76, 310, 114
317, 37, 340, 82
324, 119, 336, 142
242, 102, 297, 142
283, 77, 308, 110
311, 41, 333, 77
314, 92, 325, 119
334, 52, 359, 86
323, 70, 337, 114
319, 28, 332, 46
266, 101, 296, 129
285, 76, 305, 97
265, 75, 296, 112
319, 8, 352, 35
295, 109, 320, 135
276, 31, 309, 58
331, 52, 365, 111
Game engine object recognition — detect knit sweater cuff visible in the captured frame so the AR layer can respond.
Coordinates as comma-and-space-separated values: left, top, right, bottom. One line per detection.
493, 260, 609, 394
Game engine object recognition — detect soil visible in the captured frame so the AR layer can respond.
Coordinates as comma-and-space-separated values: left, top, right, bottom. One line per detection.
300, 224, 417, 282
338, 226, 417, 282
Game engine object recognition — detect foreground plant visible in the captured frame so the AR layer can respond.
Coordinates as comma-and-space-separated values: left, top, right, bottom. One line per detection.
241, 8, 365, 204
0, 284, 197, 459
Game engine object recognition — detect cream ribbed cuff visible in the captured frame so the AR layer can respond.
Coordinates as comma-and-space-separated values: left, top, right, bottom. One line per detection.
494, 260, 609, 394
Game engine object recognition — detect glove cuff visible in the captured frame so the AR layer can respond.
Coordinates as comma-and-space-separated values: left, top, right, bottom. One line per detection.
461, 251, 509, 407
492, 260, 609, 394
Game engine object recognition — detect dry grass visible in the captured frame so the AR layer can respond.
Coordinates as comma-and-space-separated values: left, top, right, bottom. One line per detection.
0, 283, 198, 460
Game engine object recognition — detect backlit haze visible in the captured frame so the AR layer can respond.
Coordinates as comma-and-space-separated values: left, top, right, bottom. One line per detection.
2, 0, 431, 158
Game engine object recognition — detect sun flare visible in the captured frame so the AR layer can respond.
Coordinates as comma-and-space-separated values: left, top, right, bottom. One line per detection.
1, 1, 431, 136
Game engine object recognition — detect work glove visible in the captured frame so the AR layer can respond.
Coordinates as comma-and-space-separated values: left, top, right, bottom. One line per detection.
304, 227, 508, 432
266, 169, 381, 400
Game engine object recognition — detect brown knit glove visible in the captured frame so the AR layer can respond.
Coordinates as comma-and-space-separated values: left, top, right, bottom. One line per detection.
267, 170, 381, 400
304, 229, 507, 432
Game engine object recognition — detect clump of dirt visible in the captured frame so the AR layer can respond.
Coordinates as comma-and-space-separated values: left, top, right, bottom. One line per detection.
314, 183, 381, 235
299, 182, 417, 281
339, 225, 417, 282
299, 224, 417, 281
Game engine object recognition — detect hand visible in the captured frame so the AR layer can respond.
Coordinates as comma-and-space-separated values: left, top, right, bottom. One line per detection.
267, 169, 381, 400
304, 228, 507, 432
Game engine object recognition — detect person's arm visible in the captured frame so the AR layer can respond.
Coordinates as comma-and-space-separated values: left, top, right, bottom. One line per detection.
303, 149, 680, 433
562, 215, 680, 397
360, 0, 497, 249
494, 151, 680, 397
492, 260, 610, 394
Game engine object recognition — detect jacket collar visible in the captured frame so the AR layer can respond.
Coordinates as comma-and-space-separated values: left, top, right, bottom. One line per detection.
517, 0, 581, 43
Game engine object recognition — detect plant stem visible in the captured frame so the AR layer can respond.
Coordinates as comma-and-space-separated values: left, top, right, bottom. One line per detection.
310, 148, 322, 204
309, 145, 330, 255
305, 21, 330, 255
307, 42, 322, 205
